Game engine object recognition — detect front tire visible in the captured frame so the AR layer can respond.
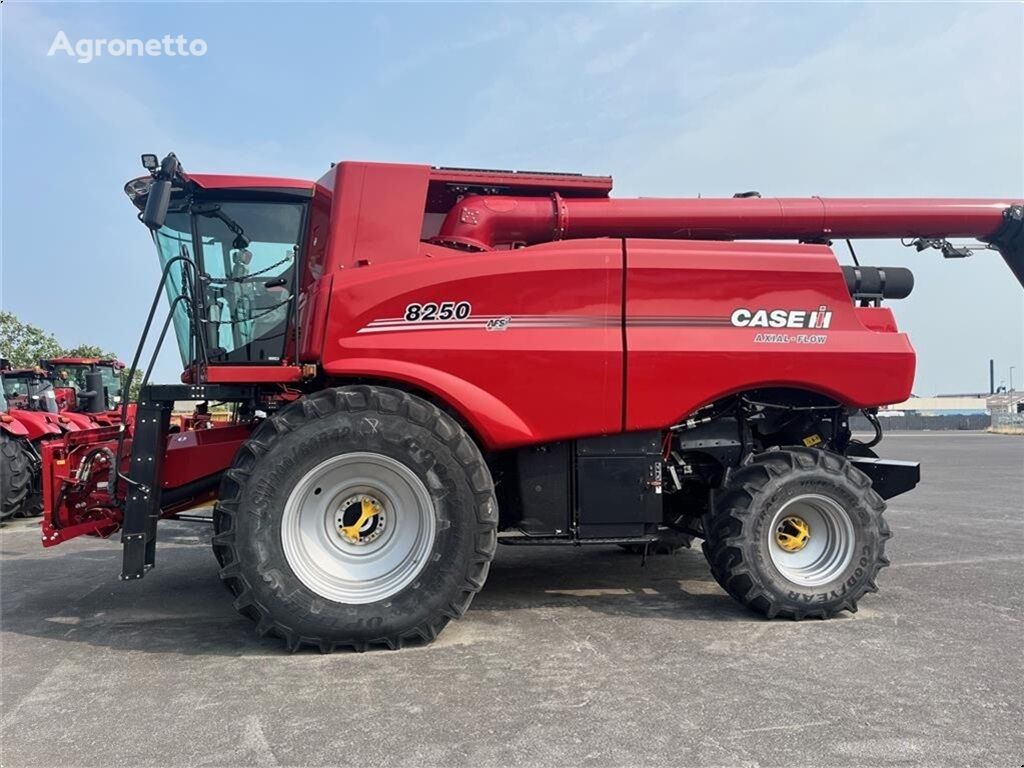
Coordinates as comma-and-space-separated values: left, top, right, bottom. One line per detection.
702, 447, 890, 619
212, 386, 498, 651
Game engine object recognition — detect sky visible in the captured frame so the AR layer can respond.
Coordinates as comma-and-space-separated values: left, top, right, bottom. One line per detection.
2, 1, 1022, 394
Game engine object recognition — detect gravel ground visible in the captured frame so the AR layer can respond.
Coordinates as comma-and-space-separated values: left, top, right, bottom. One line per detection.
1, 432, 1021, 768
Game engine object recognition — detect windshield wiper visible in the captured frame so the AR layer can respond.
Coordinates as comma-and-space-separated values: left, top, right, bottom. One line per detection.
191, 202, 250, 249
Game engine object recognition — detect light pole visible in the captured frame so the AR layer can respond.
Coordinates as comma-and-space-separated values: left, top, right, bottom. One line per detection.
1011, 366, 1016, 393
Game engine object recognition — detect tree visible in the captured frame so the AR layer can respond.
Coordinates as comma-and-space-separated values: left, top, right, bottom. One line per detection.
0, 311, 64, 368
0, 311, 141, 401
63, 343, 117, 359
122, 369, 144, 403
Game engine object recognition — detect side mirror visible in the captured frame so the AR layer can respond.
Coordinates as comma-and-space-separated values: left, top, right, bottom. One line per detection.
141, 153, 180, 231
141, 179, 172, 230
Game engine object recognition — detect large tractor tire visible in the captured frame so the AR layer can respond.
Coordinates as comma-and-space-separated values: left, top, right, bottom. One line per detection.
13, 491, 43, 518
1, 432, 35, 520
212, 385, 498, 651
702, 447, 890, 619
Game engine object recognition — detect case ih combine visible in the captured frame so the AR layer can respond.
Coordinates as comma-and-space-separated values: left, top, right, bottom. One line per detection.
34, 153, 1022, 650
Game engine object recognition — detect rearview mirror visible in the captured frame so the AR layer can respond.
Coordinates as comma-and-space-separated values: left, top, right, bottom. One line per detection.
141, 178, 172, 230
140, 153, 180, 231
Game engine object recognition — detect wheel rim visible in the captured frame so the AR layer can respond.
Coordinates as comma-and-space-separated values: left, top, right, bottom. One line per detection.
280, 452, 436, 604
768, 494, 855, 587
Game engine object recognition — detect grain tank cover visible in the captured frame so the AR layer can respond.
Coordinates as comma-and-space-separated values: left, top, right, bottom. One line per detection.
425, 166, 612, 214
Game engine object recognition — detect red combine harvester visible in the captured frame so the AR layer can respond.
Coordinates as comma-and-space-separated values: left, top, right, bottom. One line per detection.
41, 357, 127, 426
1, 361, 97, 519
39, 153, 1022, 650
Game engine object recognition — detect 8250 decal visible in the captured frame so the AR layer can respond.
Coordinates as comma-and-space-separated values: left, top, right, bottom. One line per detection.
403, 301, 472, 322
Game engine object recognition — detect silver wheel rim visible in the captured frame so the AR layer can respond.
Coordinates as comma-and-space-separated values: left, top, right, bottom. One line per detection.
768, 494, 855, 587
280, 452, 436, 604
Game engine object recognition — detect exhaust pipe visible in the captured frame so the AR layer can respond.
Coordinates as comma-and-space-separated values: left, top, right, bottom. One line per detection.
81, 371, 106, 413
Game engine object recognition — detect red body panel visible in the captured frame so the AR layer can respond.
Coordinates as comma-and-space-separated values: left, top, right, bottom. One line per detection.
0, 414, 30, 437
319, 162, 432, 271
5, 409, 65, 442
186, 365, 304, 384
321, 240, 624, 447
162, 424, 251, 488
623, 240, 914, 430
59, 411, 100, 431
297, 192, 334, 363
316, 237, 914, 449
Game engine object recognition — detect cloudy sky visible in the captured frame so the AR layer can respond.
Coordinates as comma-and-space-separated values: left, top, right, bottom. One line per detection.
2, 2, 1022, 393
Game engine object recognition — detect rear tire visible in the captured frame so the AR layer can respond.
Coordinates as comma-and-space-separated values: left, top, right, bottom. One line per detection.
12, 492, 43, 518
212, 385, 498, 651
702, 447, 890, 619
1, 433, 35, 520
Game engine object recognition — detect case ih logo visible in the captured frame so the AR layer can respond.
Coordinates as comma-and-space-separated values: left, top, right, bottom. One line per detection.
730, 305, 832, 330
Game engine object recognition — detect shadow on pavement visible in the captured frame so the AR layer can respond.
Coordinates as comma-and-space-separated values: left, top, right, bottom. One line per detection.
1, 522, 781, 657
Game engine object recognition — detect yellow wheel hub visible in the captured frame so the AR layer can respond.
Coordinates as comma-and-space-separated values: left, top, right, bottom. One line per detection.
775, 515, 811, 552
339, 496, 382, 543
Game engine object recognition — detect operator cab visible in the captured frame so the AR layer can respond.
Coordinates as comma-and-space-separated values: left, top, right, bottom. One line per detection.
154, 202, 304, 365
125, 154, 311, 373
41, 358, 125, 410
0, 367, 59, 413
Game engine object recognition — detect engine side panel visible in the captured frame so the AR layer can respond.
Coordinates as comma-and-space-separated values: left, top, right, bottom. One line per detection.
624, 240, 916, 429
320, 240, 624, 449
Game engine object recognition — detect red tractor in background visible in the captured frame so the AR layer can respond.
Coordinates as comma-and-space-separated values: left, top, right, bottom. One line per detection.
36, 152, 1023, 651
40, 357, 126, 426
0, 360, 99, 519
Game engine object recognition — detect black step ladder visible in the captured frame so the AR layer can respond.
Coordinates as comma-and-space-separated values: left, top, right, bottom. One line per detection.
120, 395, 173, 580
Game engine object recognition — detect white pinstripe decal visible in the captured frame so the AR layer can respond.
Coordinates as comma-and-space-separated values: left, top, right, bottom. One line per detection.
356, 315, 730, 334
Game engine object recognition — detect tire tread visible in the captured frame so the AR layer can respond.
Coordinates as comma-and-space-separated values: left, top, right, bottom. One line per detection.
702, 446, 890, 620
1, 433, 36, 519
212, 385, 497, 651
